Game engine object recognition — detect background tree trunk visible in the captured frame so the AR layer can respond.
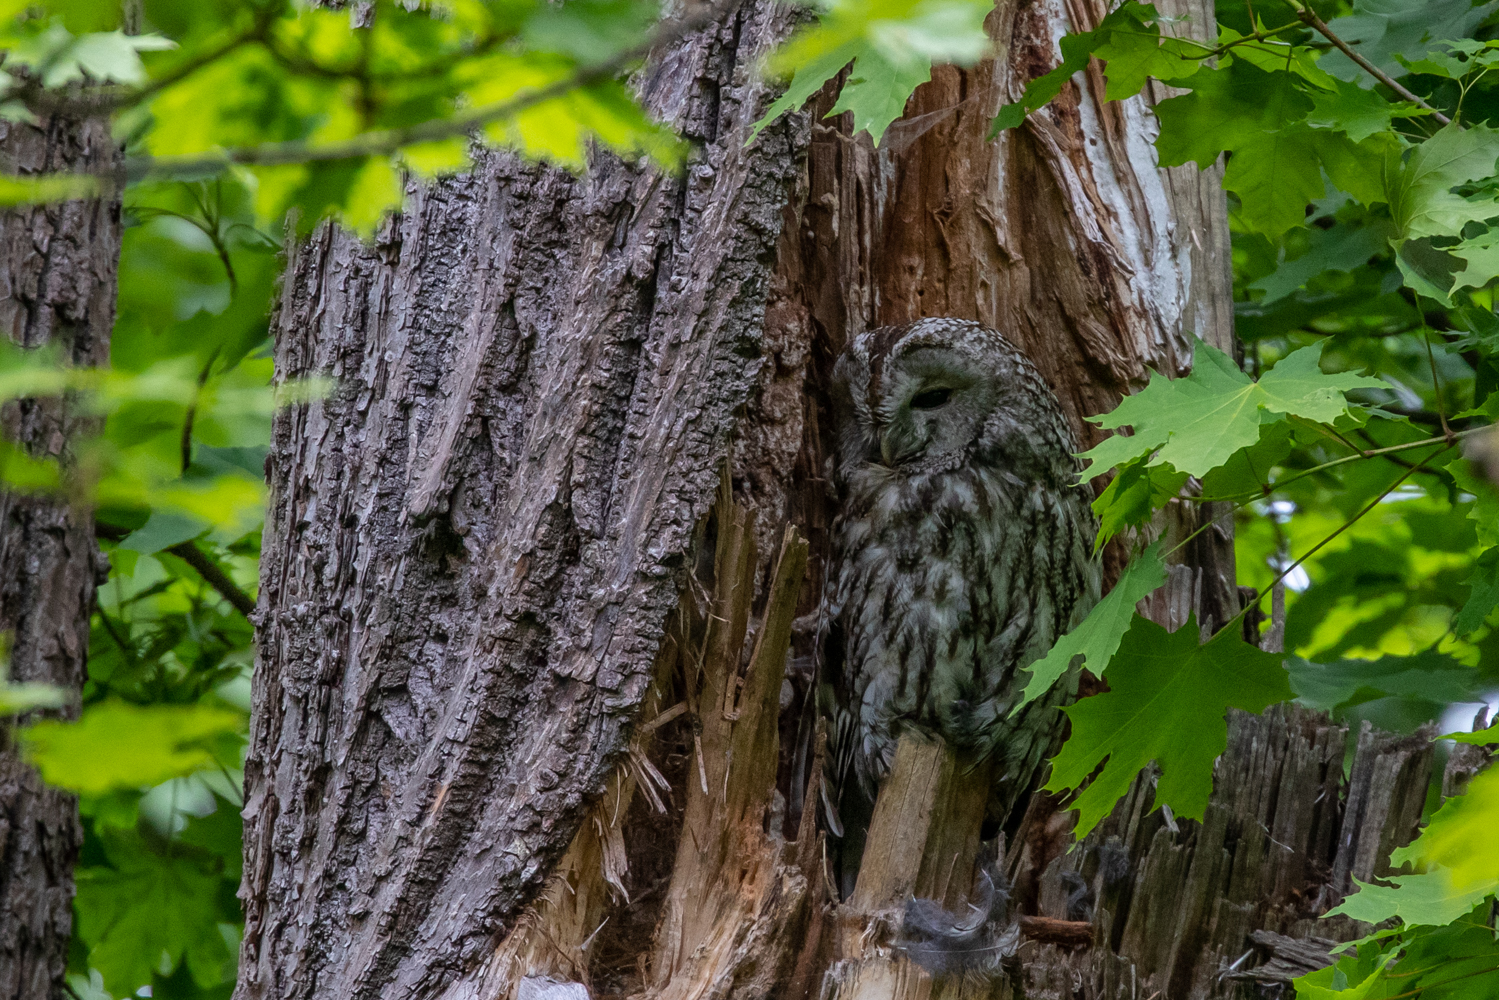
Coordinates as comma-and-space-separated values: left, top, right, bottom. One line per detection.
0, 113, 120, 1000
245, 1, 1447, 998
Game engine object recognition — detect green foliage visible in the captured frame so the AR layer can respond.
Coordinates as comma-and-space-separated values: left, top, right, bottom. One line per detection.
1287, 651, 1489, 733
991, 2, 1200, 131
1078, 340, 1384, 481
1455, 546, 1499, 635
1018, 540, 1167, 703
1311, 766, 1499, 994
1044, 614, 1294, 839
754, 0, 994, 144
23, 702, 244, 795
75, 826, 241, 997
1297, 908, 1499, 999
991, 0, 1499, 974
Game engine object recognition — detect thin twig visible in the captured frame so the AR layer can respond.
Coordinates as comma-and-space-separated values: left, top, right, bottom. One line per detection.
121, 0, 742, 181
1195, 425, 1488, 503
1423, 327, 1454, 440
166, 539, 258, 617
1219, 446, 1447, 638
95, 520, 258, 617
1288, 1, 1452, 126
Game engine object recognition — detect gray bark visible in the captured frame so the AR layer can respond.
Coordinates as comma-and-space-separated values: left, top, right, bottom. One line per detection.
238, 5, 808, 998
0, 113, 120, 1000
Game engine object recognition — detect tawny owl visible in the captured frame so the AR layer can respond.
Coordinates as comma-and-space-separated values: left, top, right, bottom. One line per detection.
821, 318, 1101, 889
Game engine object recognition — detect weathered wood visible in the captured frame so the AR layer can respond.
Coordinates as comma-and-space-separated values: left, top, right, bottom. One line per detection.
990, 705, 1437, 999
247, 0, 1457, 998
478, 634, 677, 997
817, 734, 993, 1000
0, 110, 120, 999
240, 4, 811, 997
645, 514, 813, 999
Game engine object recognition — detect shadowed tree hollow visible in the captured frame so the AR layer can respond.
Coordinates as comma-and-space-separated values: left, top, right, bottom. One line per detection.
237, 2, 1448, 999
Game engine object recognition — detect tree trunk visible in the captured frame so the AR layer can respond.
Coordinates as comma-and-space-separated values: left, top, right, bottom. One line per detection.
245, 1, 1439, 999
239, 6, 807, 998
0, 113, 120, 1000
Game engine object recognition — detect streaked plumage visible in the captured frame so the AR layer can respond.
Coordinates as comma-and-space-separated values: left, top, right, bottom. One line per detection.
820, 318, 1100, 881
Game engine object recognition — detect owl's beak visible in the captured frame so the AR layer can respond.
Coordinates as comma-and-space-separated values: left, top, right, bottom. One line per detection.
879, 432, 895, 468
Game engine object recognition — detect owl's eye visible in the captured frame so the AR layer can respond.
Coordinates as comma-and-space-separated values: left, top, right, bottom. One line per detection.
909, 387, 952, 410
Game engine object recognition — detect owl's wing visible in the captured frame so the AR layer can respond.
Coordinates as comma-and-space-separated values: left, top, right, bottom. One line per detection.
816, 613, 852, 838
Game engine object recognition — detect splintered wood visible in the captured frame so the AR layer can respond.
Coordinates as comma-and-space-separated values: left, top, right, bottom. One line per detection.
821, 734, 995, 1000
649, 497, 814, 998
492, 490, 814, 998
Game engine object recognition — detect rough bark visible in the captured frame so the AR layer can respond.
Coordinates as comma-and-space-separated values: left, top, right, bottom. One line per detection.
0, 112, 120, 1000
239, 6, 809, 999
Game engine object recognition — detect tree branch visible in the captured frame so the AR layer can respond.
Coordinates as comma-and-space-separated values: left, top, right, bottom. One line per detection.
95, 521, 257, 618
1288, 1, 1452, 126
166, 539, 258, 617
122, 0, 743, 182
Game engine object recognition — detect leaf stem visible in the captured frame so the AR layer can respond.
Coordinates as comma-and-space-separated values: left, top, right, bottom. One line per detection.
1197, 425, 1487, 503
1285, 0, 1452, 126
1422, 327, 1454, 440
1376, 965, 1499, 1000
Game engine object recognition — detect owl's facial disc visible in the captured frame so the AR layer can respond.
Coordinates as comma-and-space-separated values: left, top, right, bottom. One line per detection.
877, 348, 994, 471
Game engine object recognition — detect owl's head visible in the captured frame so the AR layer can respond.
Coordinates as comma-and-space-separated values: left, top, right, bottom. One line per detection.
830, 319, 1076, 480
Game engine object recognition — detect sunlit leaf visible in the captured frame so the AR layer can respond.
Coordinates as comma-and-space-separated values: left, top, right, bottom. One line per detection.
1078, 341, 1385, 479
754, 0, 993, 145
22, 701, 244, 794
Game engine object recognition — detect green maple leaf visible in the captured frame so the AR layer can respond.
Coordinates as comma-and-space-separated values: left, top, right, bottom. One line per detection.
753, 0, 993, 146
1079, 340, 1384, 479
1450, 228, 1499, 294
1090, 460, 1187, 551
1390, 765, 1499, 893
1388, 123, 1499, 241
1016, 542, 1168, 706
1155, 61, 1313, 171
826, 47, 934, 144
1223, 124, 1328, 236
1307, 77, 1429, 143
1154, 61, 1399, 236
1327, 872, 1495, 929
76, 832, 232, 996
1287, 650, 1486, 718
1455, 546, 1499, 635
1249, 220, 1391, 304
992, 3, 1200, 132
1319, 0, 1497, 82
1045, 614, 1293, 839
1314, 130, 1396, 208
1329, 760, 1499, 929
1450, 461, 1499, 548
1447, 722, 1499, 745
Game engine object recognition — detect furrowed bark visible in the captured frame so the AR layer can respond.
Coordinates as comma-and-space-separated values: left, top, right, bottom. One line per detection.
239, 6, 810, 999
0, 112, 120, 1000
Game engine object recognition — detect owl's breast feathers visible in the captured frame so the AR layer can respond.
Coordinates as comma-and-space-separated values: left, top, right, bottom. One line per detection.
831, 456, 1098, 800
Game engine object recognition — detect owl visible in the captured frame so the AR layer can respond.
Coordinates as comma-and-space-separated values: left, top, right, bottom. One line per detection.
820, 318, 1101, 891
